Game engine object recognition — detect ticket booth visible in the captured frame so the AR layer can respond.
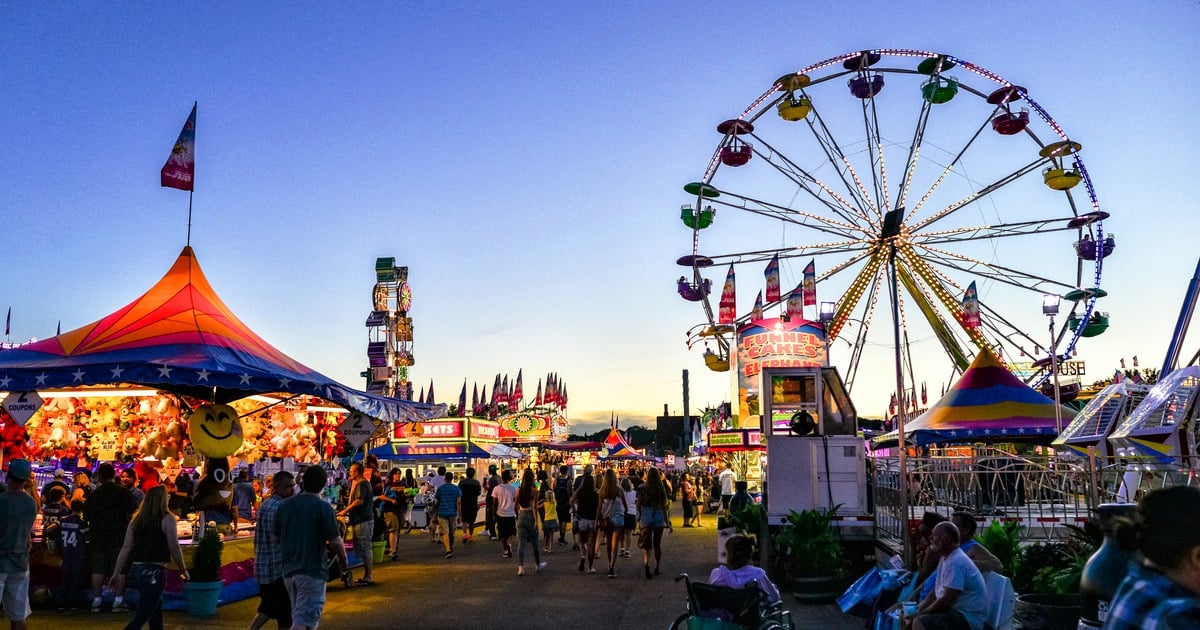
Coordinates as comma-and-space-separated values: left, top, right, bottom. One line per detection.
760, 367, 866, 523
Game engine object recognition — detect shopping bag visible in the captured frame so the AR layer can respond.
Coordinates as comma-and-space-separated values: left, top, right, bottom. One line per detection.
838, 566, 885, 615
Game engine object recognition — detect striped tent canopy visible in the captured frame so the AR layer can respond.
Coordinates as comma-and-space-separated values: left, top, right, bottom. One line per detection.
870, 348, 1075, 450
598, 427, 642, 459
0, 247, 444, 424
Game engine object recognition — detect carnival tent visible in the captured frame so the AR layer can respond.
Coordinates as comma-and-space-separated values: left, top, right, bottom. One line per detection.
0, 247, 444, 424
598, 427, 642, 459
870, 349, 1076, 449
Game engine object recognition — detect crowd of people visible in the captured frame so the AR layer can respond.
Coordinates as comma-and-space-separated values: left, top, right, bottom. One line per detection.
0, 455, 753, 630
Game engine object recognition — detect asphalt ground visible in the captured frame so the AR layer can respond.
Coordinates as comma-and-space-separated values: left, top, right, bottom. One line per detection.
24, 523, 866, 630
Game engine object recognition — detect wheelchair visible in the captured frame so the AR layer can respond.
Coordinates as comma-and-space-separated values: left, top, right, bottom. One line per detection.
669, 573, 793, 630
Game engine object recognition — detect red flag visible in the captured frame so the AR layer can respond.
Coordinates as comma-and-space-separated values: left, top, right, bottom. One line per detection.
458, 381, 467, 417
751, 291, 764, 321
786, 283, 804, 321
499, 375, 509, 406
513, 369, 523, 407
718, 265, 736, 324
802, 259, 817, 306
764, 254, 781, 303
472, 383, 479, 415
535, 379, 543, 406
427, 380, 435, 404
161, 103, 197, 191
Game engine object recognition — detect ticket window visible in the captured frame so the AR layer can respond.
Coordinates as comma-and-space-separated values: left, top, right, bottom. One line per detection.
763, 370, 819, 436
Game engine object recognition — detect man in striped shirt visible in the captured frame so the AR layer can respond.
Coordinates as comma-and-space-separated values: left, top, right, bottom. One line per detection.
249, 471, 296, 630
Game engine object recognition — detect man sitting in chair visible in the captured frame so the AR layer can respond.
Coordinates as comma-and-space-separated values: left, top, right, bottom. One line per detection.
710, 534, 782, 606
911, 522, 987, 630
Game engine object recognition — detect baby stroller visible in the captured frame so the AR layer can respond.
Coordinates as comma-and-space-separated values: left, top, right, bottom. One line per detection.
327, 516, 353, 588
669, 573, 793, 630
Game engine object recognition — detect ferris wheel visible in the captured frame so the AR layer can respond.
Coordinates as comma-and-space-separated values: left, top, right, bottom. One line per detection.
680, 49, 1112, 403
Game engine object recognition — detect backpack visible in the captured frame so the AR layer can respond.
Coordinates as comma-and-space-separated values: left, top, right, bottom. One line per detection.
554, 476, 571, 506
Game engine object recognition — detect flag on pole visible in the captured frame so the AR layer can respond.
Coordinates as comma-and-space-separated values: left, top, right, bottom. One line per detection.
1129, 371, 1143, 385
513, 370, 523, 407
418, 386, 426, 404
472, 383, 479, 415
786, 284, 804, 321
718, 265, 736, 324
1112, 369, 1124, 384
4, 307, 9, 336
161, 103, 197, 191
802, 259, 817, 306
921, 382, 927, 406
1119, 358, 1126, 369
499, 375, 509, 407
56, 321, 61, 336
764, 254, 781, 303
961, 281, 980, 329
458, 381, 467, 417
535, 379, 543, 406
889, 393, 897, 415
1132, 355, 1139, 368
427, 380, 435, 404
750, 291, 763, 321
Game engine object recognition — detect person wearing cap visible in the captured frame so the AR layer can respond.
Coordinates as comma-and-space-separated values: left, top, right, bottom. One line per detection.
41, 469, 70, 505
0, 459, 38, 629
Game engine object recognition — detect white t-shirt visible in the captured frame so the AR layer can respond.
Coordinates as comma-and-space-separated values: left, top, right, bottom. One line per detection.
624, 490, 638, 516
934, 547, 987, 630
709, 564, 782, 605
719, 469, 735, 495
491, 483, 516, 518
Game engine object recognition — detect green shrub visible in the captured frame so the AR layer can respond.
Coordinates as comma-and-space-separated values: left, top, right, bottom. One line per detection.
190, 528, 224, 583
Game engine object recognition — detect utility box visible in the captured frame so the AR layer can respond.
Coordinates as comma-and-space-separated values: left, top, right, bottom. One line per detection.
760, 366, 867, 523
764, 435, 867, 523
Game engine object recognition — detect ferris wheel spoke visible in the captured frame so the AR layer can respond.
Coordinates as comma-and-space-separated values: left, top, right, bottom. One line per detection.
707, 193, 863, 240
842, 272, 885, 392
748, 133, 877, 228
701, 240, 873, 267
828, 250, 887, 341
914, 217, 1078, 245
802, 100, 882, 224
895, 98, 933, 213
901, 114, 993, 222
896, 260, 973, 371
913, 243, 1076, 294
859, 92, 888, 218
909, 157, 1049, 233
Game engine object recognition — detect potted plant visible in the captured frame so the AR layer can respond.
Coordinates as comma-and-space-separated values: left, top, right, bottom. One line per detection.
371, 508, 388, 564
184, 527, 224, 617
1006, 522, 1100, 630
772, 505, 844, 604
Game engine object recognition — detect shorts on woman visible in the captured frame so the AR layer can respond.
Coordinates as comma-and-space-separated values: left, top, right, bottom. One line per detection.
623, 514, 637, 530
639, 506, 666, 529
575, 517, 596, 532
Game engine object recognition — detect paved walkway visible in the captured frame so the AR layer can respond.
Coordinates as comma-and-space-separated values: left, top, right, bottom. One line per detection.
26, 524, 866, 629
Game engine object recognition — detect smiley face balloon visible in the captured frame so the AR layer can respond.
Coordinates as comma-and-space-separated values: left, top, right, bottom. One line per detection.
187, 403, 245, 457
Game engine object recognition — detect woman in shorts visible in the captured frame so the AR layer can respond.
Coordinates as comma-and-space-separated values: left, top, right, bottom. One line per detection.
571, 473, 600, 574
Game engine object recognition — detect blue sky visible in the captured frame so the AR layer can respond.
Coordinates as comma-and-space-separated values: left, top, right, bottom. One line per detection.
2, 3, 1197, 434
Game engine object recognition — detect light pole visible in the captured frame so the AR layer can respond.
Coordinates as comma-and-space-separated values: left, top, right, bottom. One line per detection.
1043, 294, 1063, 435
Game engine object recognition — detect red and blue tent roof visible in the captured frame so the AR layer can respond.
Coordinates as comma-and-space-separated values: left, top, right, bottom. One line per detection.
870, 349, 1075, 449
599, 427, 642, 459
0, 247, 443, 424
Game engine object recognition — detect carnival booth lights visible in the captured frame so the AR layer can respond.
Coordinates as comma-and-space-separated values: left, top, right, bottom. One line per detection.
0, 246, 444, 609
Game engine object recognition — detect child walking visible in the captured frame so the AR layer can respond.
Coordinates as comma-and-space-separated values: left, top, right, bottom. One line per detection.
541, 489, 559, 554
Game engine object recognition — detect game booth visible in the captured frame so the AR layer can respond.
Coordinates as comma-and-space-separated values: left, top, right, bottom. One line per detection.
0, 247, 444, 611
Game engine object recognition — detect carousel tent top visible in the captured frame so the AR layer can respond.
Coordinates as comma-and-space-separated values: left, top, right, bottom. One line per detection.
870, 349, 1076, 450
0, 247, 444, 424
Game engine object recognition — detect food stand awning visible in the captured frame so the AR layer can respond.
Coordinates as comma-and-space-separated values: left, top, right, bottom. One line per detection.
0, 247, 444, 423
362, 441, 492, 460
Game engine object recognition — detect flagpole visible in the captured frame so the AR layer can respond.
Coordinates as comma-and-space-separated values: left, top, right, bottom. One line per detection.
187, 190, 193, 247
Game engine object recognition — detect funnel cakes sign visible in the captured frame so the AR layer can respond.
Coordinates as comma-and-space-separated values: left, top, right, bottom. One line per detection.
734, 318, 827, 425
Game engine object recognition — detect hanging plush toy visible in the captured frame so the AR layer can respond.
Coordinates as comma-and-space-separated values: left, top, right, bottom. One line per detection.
187, 403, 245, 458
192, 455, 234, 512
188, 403, 244, 517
